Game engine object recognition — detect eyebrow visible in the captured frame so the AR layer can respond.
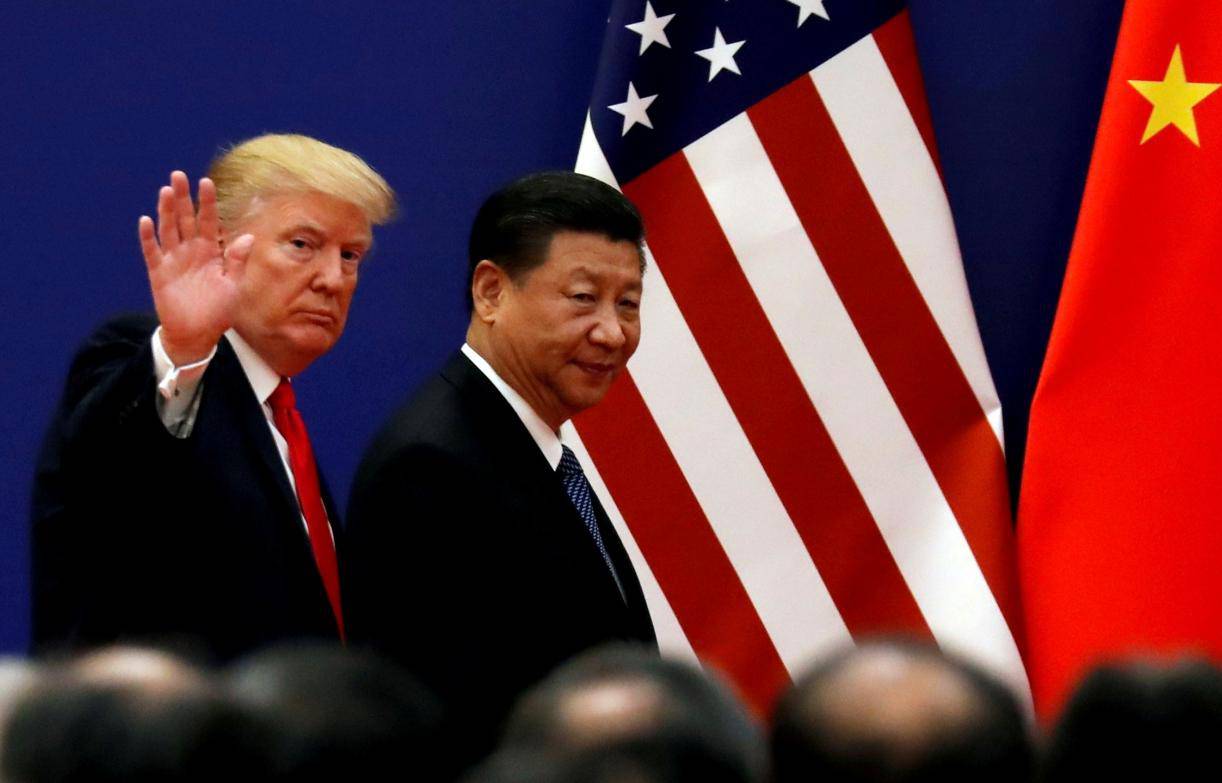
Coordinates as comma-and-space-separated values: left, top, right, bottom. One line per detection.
281, 222, 325, 238
282, 222, 373, 247
569, 265, 642, 287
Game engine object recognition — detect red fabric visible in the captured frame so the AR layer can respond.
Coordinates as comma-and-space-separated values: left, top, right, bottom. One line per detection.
268, 379, 345, 642
1018, 0, 1222, 721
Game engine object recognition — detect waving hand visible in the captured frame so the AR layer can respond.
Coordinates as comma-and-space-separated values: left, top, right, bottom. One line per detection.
138, 171, 254, 365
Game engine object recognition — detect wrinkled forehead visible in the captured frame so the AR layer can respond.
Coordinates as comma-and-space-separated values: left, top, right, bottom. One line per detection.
542, 229, 645, 271
539, 231, 643, 284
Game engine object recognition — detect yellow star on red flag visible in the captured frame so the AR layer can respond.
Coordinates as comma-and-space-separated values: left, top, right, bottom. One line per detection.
1128, 45, 1219, 146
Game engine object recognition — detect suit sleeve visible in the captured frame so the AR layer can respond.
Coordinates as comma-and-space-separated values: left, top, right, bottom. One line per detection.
343, 441, 529, 767
344, 443, 472, 678
30, 315, 194, 650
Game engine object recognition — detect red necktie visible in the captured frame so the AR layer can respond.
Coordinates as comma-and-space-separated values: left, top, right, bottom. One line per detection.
267, 379, 345, 641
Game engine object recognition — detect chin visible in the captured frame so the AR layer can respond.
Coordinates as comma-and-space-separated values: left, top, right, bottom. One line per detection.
291, 326, 341, 352
279, 341, 334, 374
563, 388, 612, 417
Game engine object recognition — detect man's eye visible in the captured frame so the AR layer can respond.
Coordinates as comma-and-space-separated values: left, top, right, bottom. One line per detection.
341, 250, 363, 263
620, 298, 641, 310
571, 293, 596, 303
289, 238, 311, 251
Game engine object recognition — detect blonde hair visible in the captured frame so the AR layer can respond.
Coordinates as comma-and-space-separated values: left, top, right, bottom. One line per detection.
207, 133, 397, 228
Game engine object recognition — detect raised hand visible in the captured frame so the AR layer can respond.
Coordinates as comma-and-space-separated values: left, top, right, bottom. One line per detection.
138, 171, 254, 366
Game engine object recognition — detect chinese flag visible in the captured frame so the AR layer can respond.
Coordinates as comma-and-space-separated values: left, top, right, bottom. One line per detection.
1018, 0, 1222, 720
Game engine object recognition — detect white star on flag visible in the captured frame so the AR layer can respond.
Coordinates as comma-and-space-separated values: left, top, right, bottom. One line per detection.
608, 81, 658, 135
625, 1, 676, 55
786, 0, 830, 26
695, 27, 745, 82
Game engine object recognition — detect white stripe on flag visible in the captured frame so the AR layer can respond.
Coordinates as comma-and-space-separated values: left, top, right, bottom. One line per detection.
683, 111, 1029, 698
811, 35, 1005, 448
629, 246, 852, 673
576, 114, 614, 187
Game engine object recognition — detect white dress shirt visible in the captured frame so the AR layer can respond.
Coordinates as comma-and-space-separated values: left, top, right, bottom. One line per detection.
460, 342, 564, 470
151, 327, 323, 538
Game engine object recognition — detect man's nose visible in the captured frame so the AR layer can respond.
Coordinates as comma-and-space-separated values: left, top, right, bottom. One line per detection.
312, 247, 346, 292
589, 306, 627, 349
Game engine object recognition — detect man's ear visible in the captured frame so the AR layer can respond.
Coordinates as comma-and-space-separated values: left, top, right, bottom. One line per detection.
471, 260, 508, 324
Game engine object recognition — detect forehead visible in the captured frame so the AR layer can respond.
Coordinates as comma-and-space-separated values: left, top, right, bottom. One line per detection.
536, 230, 643, 286
237, 190, 372, 242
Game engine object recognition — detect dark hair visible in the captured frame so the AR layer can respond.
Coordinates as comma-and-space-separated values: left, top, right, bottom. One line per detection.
466, 171, 645, 311
1, 669, 272, 783
770, 639, 1033, 783
226, 642, 444, 782
501, 644, 763, 783
461, 749, 568, 783
1043, 658, 1222, 782
470, 733, 753, 783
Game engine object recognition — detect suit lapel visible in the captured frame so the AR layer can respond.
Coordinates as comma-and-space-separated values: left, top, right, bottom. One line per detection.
589, 492, 658, 645
442, 352, 654, 639
200, 339, 308, 545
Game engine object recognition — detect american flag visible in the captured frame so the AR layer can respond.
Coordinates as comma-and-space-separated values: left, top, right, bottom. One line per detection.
560, 0, 1029, 713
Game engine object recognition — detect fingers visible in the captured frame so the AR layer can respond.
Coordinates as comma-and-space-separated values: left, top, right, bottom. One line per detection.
224, 233, 255, 281
138, 215, 162, 271
171, 170, 197, 241
156, 184, 179, 252
196, 177, 219, 243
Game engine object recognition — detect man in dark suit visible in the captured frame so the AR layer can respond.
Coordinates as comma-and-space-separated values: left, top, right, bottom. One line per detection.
31, 134, 396, 661
344, 171, 657, 766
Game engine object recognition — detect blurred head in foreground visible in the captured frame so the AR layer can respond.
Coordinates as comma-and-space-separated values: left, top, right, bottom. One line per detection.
227, 642, 443, 782
771, 639, 1032, 783
500, 644, 763, 783
0, 658, 41, 763
1, 647, 270, 783
470, 734, 751, 783
1043, 657, 1222, 781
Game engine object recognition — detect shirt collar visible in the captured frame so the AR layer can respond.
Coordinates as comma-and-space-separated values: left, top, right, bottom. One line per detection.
226, 329, 282, 405
461, 343, 564, 470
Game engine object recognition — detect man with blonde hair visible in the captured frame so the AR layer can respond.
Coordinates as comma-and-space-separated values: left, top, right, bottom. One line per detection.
31, 134, 396, 660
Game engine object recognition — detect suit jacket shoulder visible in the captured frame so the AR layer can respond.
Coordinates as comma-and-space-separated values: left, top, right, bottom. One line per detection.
31, 314, 340, 659
344, 350, 656, 765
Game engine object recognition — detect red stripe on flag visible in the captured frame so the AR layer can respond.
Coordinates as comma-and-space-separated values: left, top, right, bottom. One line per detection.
574, 372, 788, 715
748, 77, 1022, 642
623, 153, 934, 641
872, 10, 943, 175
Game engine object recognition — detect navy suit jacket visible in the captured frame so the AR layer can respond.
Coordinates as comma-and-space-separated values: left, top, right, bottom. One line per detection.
31, 313, 341, 661
344, 351, 657, 763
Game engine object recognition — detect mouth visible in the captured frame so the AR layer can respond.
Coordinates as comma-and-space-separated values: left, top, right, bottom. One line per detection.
574, 360, 618, 377
297, 310, 337, 327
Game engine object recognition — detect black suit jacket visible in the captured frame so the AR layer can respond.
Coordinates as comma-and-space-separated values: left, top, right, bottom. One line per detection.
31, 314, 341, 661
344, 351, 657, 761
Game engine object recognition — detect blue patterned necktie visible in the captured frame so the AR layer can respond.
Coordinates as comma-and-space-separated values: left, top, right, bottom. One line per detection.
558, 445, 625, 601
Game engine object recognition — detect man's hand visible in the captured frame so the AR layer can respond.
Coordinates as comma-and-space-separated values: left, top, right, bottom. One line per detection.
138, 171, 254, 366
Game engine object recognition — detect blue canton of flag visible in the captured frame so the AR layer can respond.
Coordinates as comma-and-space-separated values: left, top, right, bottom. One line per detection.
589, 0, 904, 182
